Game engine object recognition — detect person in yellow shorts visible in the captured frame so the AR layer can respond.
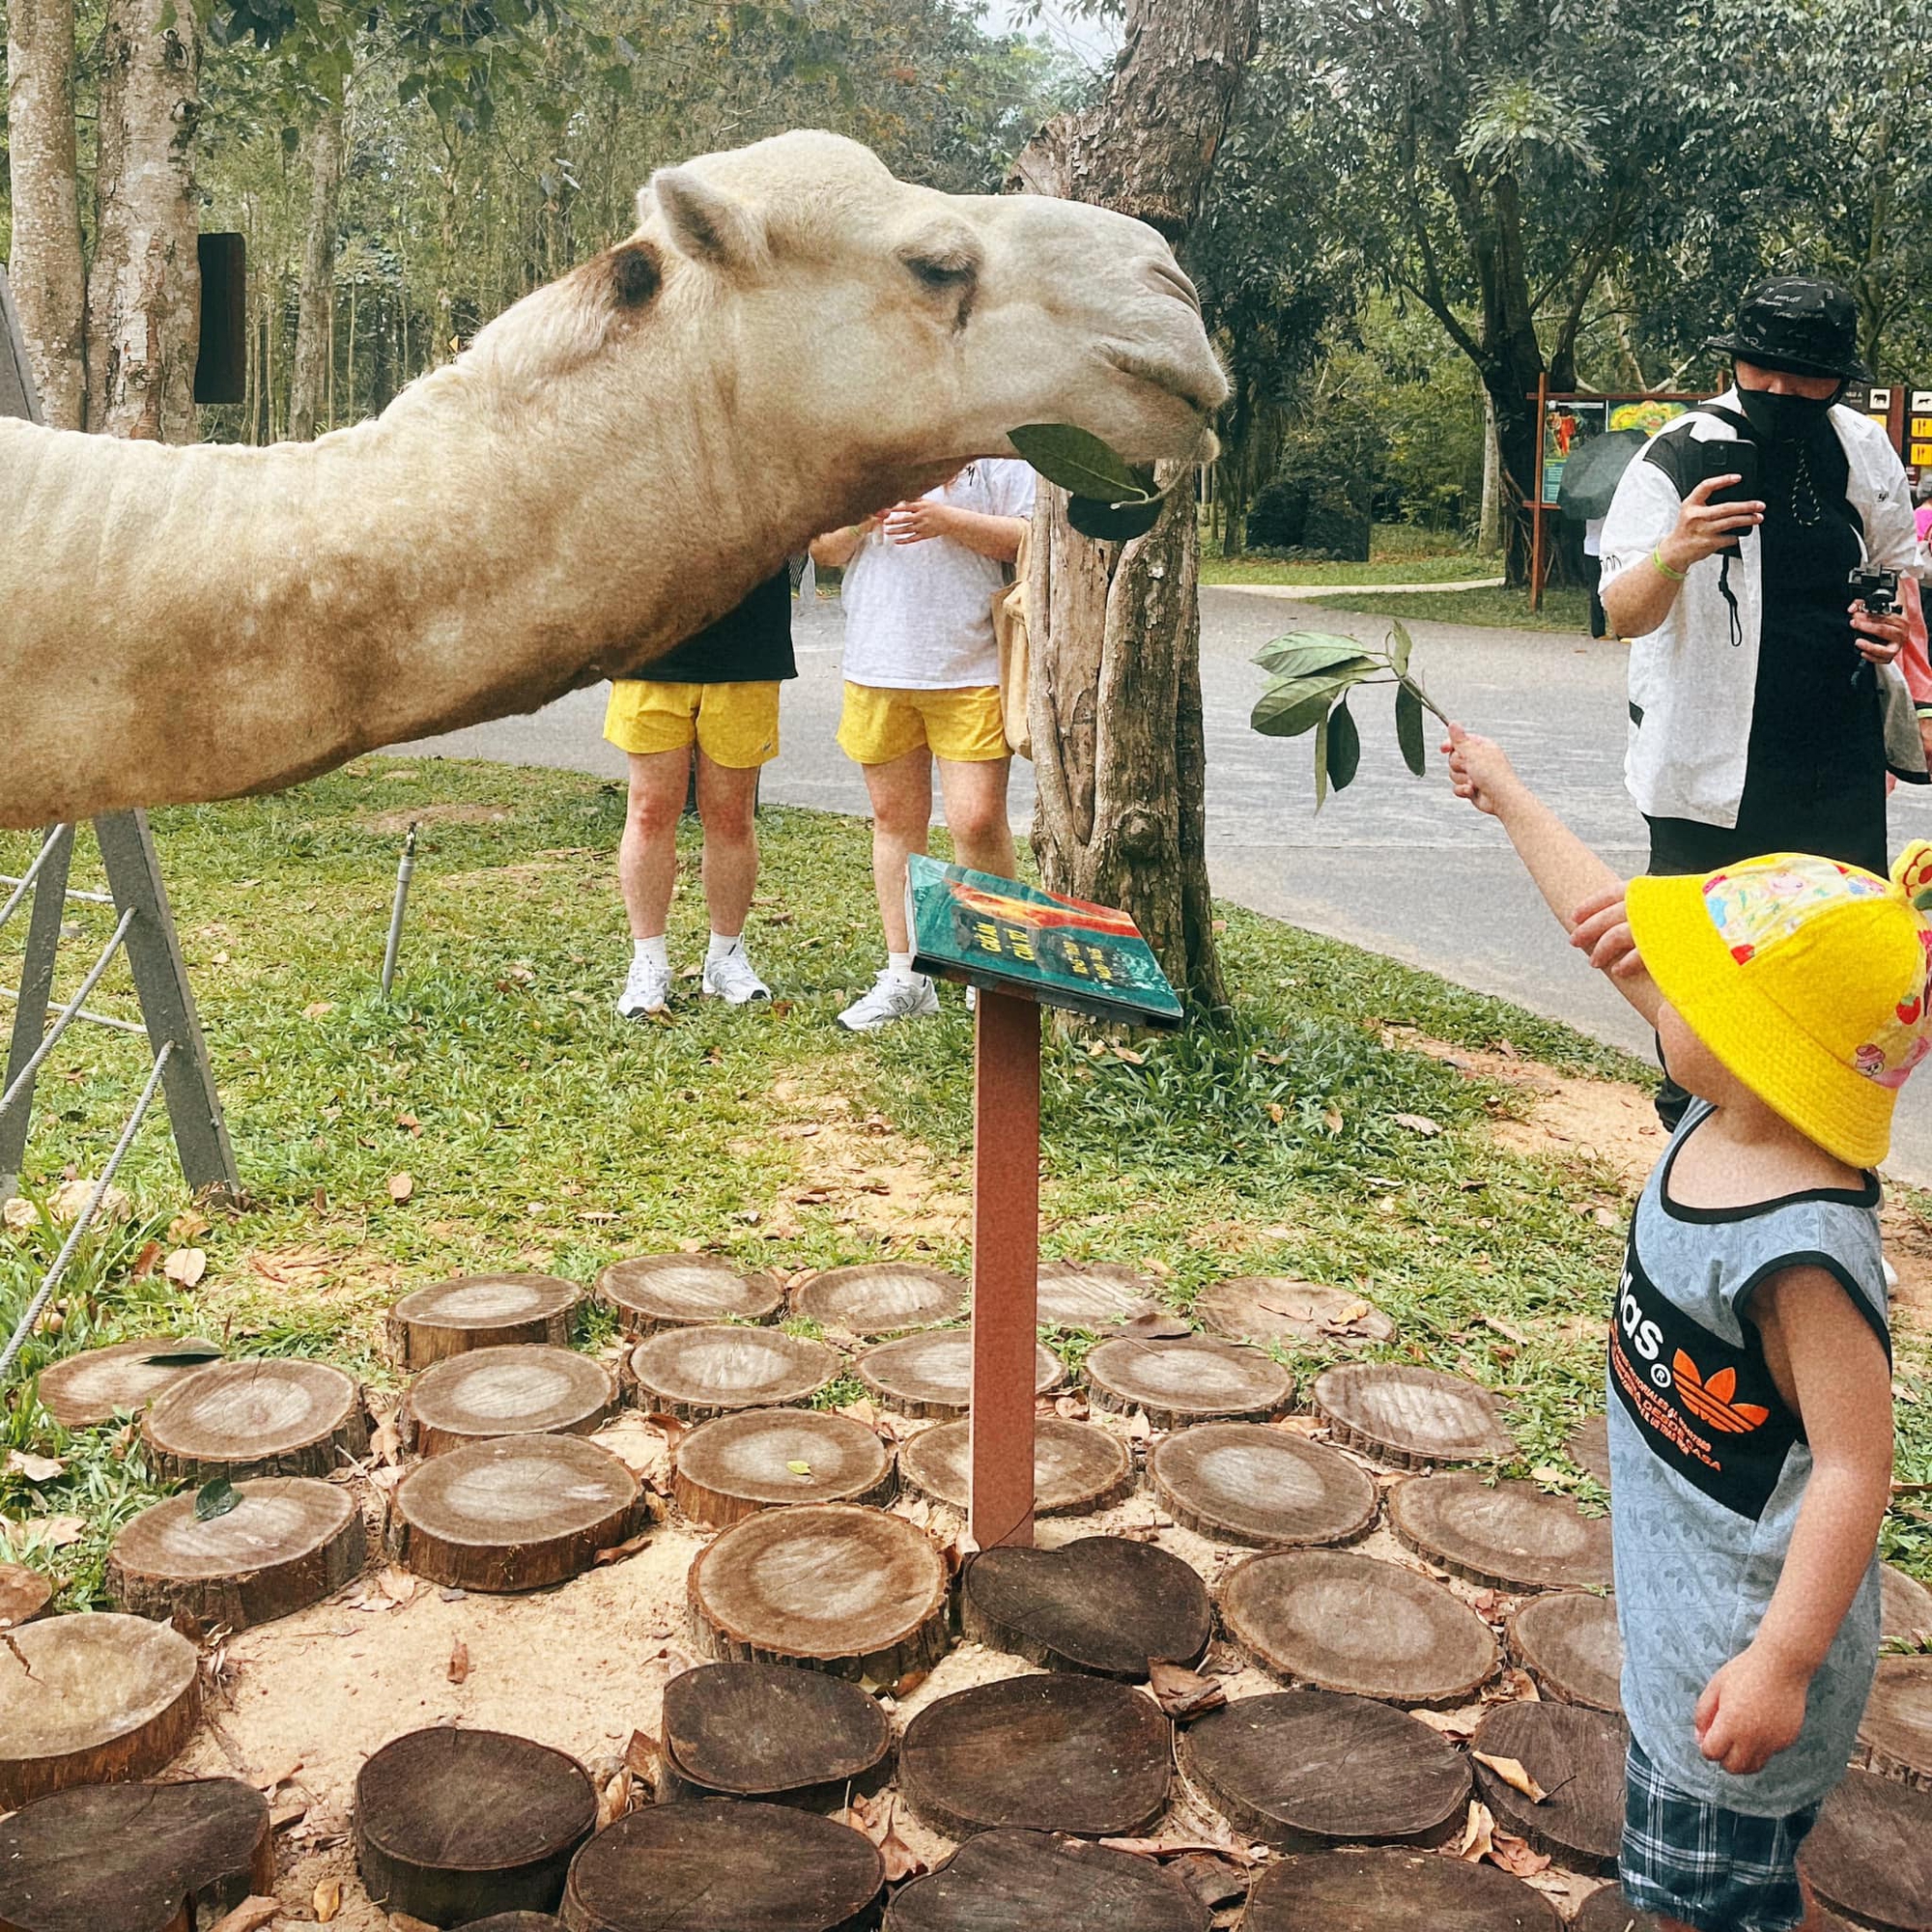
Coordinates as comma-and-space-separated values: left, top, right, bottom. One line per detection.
603, 568, 793, 1015
810, 459, 1035, 1031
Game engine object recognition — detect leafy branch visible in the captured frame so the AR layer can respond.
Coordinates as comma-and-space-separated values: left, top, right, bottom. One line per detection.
1008, 422, 1174, 541
1249, 623, 1448, 810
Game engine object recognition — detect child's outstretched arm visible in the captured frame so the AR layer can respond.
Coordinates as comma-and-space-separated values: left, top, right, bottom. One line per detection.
1692, 1266, 1893, 1777
1443, 725, 1662, 1027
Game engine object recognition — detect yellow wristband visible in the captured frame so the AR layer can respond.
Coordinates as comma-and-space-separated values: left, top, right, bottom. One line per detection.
1652, 547, 1686, 582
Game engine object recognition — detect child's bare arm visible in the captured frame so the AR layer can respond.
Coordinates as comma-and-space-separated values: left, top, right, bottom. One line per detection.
1693, 1265, 1893, 1777
1443, 726, 1663, 1027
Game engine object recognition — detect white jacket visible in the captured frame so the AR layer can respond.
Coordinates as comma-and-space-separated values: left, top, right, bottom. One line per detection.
1599, 389, 1922, 826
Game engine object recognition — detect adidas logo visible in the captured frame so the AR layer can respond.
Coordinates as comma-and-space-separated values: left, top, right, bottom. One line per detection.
1671, 1350, 1771, 1435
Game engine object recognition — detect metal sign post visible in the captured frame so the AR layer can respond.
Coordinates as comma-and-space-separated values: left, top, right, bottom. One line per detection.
907, 855, 1182, 1549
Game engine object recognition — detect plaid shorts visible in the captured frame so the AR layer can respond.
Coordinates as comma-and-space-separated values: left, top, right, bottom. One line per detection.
1619, 1738, 1821, 1932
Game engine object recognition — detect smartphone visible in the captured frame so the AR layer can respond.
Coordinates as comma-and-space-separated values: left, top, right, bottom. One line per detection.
1691, 439, 1760, 554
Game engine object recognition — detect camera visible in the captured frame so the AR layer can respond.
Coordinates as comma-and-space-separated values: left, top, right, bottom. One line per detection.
1848, 565, 1899, 616
1690, 440, 1761, 555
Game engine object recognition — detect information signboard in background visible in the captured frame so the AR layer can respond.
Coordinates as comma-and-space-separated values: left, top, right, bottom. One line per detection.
1608, 399, 1691, 439
1540, 399, 1607, 505
1910, 390, 1932, 473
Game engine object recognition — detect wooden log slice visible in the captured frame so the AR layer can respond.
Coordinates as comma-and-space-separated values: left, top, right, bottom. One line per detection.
899, 1674, 1172, 1839
1803, 1767, 1932, 1931
107, 1476, 366, 1631
1194, 1278, 1394, 1351
960, 1536, 1210, 1678
1178, 1688, 1469, 1849
689, 1503, 950, 1681
1312, 1364, 1514, 1467
1388, 1473, 1614, 1593
1468, 1701, 1627, 1874
1150, 1423, 1378, 1548
33, 1336, 221, 1429
629, 1325, 840, 1421
1034, 1262, 1160, 1330
594, 1254, 784, 1335
671, 1409, 895, 1528
1506, 1591, 1622, 1712
1567, 1413, 1612, 1488
658, 1662, 894, 1809
1566, 1885, 1862, 1932
1219, 1548, 1497, 1705
355, 1725, 597, 1923
896, 1417, 1131, 1517
791, 1264, 969, 1337
0, 1776, 271, 1932
0, 1561, 52, 1631
882, 1828, 1208, 1932
140, 1358, 368, 1483
855, 1331, 1062, 1419
401, 1345, 618, 1457
1858, 1655, 1932, 1789
1241, 1850, 1561, 1931
388, 1273, 582, 1370
560, 1800, 884, 1932
0, 1612, 201, 1808
1884, 1563, 1932, 1644
389, 1434, 642, 1592
1083, 1336, 1291, 1430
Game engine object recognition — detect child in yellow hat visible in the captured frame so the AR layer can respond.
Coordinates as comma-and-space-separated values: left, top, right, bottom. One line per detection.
1444, 724, 1924, 1932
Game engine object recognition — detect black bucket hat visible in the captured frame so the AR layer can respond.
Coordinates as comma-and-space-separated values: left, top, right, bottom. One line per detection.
1705, 275, 1871, 381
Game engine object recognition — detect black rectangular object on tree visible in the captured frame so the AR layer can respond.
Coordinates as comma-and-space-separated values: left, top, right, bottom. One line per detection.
194, 232, 247, 406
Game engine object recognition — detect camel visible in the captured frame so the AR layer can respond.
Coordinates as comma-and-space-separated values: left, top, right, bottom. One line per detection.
0, 129, 1226, 830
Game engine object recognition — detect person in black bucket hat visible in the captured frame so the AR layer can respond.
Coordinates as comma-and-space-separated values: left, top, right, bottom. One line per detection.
1595, 272, 1923, 1131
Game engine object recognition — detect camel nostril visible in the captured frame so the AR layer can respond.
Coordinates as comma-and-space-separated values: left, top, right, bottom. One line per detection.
1148, 260, 1202, 316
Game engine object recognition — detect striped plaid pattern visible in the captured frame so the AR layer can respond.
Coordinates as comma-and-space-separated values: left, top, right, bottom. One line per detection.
1619, 1739, 1821, 1932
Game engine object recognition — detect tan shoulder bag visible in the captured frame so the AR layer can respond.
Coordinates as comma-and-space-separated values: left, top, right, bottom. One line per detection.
993, 526, 1033, 759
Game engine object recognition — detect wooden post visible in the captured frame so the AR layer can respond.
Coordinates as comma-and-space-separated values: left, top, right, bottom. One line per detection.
1529, 371, 1548, 613
968, 990, 1040, 1550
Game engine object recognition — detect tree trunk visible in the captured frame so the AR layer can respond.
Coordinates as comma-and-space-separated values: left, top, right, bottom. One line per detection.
6, 0, 88, 427
287, 91, 345, 440
87, 0, 201, 441
1477, 391, 1503, 556
1012, 0, 1258, 1009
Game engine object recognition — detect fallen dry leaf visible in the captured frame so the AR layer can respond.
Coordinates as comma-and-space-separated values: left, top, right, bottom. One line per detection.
1410, 1705, 1484, 1740
596, 1767, 633, 1830
1170, 1852, 1250, 1911
1113, 1311, 1193, 1340
1456, 1799, 1496, 1864
270, 1797, 308, 1831
370, 1415, 403, 1466
1148, 1660, 1228, 1721
207, 1901, 281, 1932
594, 1529, 652, 1567
1392, 1112, 1442, 1137
129, 1238, 163, 1278
447, 1637, 470, 1685
625, 1728, 659, 1776
169, 1208, 213, 1243
388, 1918, 440, 1932
1487, 1829, 1551, 1877
1321, 1105, 1345, 1136
314, 1875, 343, 1920
386, 1172, 414, 1203
643, 1410, 690, 1453
4, 1450, 66, 1483
14, 1513, 85, 1548
1097, 1832, 1264, 1869
161, 1247, 207, 1288
1, 1196, 37, 1232
1488, 1666, 1542, 1702
301, 1000, 336, 1019
1472, 1751, 1548, 1803
246, 1754, 301, 1792
378, 1567, 418, 1607
49, 1178, 132, 1224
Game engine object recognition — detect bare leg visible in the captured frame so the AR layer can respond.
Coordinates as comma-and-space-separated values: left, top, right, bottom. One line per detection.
862, 747, 934, 953
936, 754, 1017, 880
695, 753, 761, 938
618, 749, 693, 939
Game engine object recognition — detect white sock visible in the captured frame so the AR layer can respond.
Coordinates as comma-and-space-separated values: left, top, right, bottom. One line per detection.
634, 935, 668, 972
706, 932, 744, 963
887, 951, 919, 983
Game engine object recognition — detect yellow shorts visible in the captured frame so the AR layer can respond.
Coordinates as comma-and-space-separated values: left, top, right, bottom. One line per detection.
603, 679, 781, 768
836, 683, 1008, 766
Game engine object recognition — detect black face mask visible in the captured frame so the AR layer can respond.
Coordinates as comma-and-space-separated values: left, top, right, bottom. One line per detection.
1735, 381, 1842, 443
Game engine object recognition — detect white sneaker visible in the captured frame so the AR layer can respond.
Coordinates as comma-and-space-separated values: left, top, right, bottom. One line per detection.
702, 949, 770, 1005
616, 953, 672, 1017
838, 970, 940, 1032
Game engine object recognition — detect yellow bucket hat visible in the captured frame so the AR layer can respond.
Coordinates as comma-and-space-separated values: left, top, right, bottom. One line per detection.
1626, 841, 1932, 1168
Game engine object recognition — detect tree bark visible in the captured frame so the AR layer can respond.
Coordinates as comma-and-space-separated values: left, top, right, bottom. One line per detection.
289, 91, 347, 440
87, 0, 201, 441
1477, 391, 1503, 556
6, 0, 88, 428
1012, 0, 1257, 1009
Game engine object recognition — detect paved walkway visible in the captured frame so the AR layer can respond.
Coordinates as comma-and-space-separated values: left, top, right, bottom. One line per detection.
398, 587, 1932, 1182
1209, 576, 1505, 598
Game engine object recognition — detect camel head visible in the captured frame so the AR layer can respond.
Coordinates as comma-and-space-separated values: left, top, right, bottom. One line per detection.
623, 130, 1226, 497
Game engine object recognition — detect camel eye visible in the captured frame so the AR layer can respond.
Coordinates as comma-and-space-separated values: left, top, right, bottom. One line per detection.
901, 245, 980, 292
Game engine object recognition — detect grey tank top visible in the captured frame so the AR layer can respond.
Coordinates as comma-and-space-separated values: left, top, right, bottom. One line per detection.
1609, 1100, 1889, 1814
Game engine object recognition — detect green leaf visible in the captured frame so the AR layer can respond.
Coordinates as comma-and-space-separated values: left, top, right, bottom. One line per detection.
1009, 424, 1156, 504
1396, 681, 1427, 777
1253, 635, 1378, 679
1252, 682, 1340, 738
195, 1477, 241, 1522
1328, 697, 1362, 791
1391, 619, 1414, 679
1313, 713, 1330, 811
1066, 494, 1165, 543
143, 1341, 223, 1367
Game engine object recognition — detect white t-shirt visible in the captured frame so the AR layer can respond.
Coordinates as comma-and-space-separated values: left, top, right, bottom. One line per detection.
840, 460, 1037, 689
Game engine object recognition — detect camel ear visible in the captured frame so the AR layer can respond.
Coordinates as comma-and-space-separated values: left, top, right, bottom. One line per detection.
646, 168, 766, 273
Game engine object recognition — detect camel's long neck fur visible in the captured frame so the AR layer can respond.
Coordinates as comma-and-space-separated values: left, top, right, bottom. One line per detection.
0, 261, 931, 827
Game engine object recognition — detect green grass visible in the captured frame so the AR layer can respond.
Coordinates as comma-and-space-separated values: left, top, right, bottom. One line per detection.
2, 761, 1924, 1597
1306, 583, 1594, 633
1201, 553, 1496, 588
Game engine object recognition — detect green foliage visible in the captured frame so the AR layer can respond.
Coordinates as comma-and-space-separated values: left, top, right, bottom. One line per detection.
194, 1476, 242, 1520
1009, 422, 1169, 542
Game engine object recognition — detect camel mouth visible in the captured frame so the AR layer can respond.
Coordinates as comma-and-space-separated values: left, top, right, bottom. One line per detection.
1099, 343, 1227, 423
